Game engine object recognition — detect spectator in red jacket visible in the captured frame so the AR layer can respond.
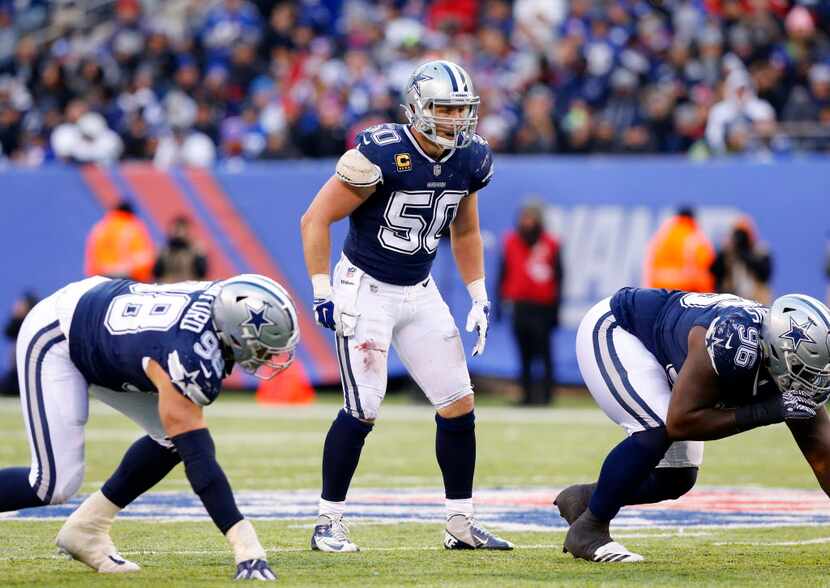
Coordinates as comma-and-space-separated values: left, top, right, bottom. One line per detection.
497, 201, 564, 405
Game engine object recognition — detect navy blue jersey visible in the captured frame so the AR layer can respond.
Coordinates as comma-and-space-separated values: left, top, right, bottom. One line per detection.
69, 279, 227, 406
343, 123, 493, 285
610, 288, 776, 406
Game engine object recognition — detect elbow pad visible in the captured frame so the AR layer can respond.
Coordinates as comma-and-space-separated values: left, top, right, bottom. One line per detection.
335, 148, 382, 187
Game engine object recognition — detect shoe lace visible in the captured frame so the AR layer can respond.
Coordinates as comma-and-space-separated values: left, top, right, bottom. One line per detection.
330, 519, 351, 542
469, 519, 494, 539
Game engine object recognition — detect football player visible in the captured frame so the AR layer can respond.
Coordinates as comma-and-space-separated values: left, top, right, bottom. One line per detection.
300, 60, 512, 552
555, 288, 830, 562
0, 273, 299, 580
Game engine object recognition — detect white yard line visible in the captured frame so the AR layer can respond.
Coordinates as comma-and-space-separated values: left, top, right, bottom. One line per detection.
713, 536, 830, 547
0, 531, 716, 562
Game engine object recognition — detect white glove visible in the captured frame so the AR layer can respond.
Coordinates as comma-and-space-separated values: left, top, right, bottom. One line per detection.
782, 389, 820, 420
465, 279, 489, 357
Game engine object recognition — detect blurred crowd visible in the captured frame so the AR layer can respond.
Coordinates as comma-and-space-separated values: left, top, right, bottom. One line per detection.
0, 0, 829, 166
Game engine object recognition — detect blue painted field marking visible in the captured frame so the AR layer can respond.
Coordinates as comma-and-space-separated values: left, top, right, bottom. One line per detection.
4, 487, 830, 531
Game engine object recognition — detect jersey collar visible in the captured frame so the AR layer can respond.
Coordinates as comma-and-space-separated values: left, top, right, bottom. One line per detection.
403, 125, 456, 164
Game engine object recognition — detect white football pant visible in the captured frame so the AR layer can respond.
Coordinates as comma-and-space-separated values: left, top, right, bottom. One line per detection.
576, 297, 704, 468
15, 277, 169, 505
331, 255, 473, 420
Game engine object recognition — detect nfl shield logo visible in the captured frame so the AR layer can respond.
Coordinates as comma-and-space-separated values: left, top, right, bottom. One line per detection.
433, 164, 442, 176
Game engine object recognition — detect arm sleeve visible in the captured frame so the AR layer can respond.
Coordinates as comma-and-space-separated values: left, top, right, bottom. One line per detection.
171, 428, 243, 534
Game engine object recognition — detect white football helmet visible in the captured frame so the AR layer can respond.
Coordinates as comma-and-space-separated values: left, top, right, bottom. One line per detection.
761, 294, 830, 402
212, 274, 300, 380
402, 60, 480, 149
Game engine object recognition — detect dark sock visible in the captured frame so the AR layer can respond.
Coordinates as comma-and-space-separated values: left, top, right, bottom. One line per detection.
625, 467, 698, 506
101, 435, 182, 508
435, 411, 476, 500
0, 467, 47, 511
321, 409, 373, 502
588, 427, 671, 521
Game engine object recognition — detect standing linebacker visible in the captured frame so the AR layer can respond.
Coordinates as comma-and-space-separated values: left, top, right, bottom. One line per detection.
300, 60, 512, 552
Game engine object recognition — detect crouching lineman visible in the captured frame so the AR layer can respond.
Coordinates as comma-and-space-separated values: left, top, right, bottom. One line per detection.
300, 60, 512, 552
0, 273, 299, 579
555, 288, 830, 562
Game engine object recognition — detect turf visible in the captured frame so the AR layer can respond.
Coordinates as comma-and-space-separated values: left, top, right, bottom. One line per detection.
1, 393, 829, 586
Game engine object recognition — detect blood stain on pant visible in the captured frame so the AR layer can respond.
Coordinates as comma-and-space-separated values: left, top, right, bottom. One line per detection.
356, 339, 386, 371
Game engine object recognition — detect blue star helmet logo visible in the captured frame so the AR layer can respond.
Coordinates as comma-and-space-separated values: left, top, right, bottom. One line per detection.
181, 369, 197, 387
242, 304, 274, 337
408, 71, 433, 98
779, 316, 816, 351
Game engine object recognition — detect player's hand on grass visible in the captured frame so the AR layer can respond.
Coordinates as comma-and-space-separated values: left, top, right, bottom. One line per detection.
465, 300, 490, 357
781, 389, 819, 420
235, 559, 276, 581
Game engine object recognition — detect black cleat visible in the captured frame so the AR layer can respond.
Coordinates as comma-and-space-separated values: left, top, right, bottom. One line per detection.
563, 509, 643, 563
553, 483, 597, 525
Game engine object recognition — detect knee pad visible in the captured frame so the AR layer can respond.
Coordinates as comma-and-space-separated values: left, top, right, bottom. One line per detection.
343, 387, 382, 421
50, 463, 85, 504
654, 466, 698, 500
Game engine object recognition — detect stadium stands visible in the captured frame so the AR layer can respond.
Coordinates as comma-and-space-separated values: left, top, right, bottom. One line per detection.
0, 0, 828, 165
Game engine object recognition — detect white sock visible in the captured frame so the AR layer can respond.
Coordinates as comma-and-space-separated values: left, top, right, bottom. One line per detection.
318, 498, 346, 520
446, 498, 474, 519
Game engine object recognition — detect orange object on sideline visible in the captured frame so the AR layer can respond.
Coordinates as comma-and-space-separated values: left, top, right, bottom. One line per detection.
256, 359, 316, 405
85, 209, 155, 282
643, 214, 715, 293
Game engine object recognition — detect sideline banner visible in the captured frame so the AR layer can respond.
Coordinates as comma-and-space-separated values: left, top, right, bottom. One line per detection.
0, 158, 827, 385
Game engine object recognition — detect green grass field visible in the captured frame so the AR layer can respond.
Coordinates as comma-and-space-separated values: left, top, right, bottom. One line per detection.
1, 392, 830, 586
